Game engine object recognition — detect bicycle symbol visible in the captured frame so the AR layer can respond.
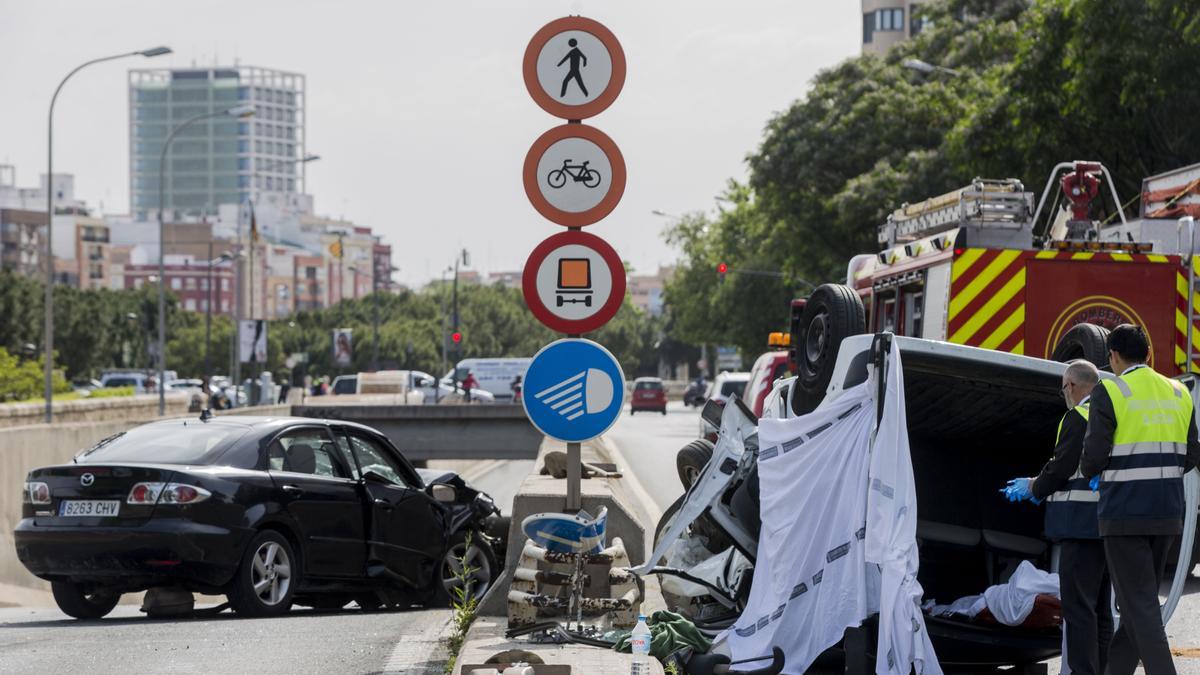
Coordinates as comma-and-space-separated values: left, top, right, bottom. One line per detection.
547, 159, 602, 189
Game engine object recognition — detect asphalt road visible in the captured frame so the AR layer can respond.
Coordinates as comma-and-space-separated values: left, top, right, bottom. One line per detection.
0, 603, 451, 675
606, 399, 700, 521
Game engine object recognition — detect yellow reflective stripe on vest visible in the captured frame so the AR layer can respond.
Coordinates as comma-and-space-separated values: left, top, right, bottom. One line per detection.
1046, 489, 1100, 503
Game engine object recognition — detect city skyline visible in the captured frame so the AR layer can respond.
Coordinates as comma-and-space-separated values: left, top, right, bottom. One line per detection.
0, 1, 860, 286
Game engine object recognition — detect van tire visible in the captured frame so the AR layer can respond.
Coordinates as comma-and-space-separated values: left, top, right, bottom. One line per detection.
1051, 323, 1110, 370
792, 284, 866, 415
676, 439, 715, 489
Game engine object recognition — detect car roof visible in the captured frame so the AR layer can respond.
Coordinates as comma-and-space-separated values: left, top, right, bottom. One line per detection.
634, 376, 662, 382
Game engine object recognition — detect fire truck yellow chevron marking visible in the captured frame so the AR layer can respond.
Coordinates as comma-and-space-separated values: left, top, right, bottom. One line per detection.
1149, 254, 1169, 263
980, 303, 1025, 350
1111, 253, 1132, 262
1013, 340, 1025, 355
949, 249, 1021, 318
951, 248, 987, 282
1035, 251, 1058, 259
1176, 309, 1200, 352
949, 269, 1026, 344
1071, 252, 1095, 261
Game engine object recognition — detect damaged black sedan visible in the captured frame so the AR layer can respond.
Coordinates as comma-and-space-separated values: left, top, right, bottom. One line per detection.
15, 415, 502, 620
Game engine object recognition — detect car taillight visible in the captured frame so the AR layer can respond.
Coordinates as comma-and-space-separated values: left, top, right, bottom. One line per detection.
24, 482, 50, 505
127, 482, 211, 505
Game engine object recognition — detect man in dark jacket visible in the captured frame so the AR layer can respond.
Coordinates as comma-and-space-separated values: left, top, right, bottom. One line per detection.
1005, 359, 1110, 674
1081, 324, 1200, 675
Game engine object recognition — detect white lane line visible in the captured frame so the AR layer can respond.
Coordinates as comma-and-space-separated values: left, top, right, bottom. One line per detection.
381, 611, 452, 674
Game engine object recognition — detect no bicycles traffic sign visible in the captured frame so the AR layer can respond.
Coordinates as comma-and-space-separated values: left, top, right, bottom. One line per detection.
522, 124, 626, 228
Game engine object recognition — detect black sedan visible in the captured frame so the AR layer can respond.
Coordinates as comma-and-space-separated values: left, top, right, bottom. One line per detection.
15, 414, 502, 619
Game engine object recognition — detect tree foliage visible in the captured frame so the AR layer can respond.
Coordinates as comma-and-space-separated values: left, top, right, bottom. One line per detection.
662, 0, 1200, 361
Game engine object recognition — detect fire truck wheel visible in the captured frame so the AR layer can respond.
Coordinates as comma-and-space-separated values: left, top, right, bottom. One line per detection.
1050, 322, 1111, 369
793, 283, 865, 415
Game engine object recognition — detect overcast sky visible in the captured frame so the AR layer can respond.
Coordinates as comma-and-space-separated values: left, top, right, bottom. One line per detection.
1, 1, 860, 286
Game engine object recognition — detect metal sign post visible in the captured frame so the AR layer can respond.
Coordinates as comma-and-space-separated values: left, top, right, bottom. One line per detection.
522, 16, 627, 513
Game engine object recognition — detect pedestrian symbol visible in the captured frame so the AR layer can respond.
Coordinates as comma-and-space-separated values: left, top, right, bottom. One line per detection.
558, 38, 588, 98
523, 338, 626, 442
524, 17, 625, 120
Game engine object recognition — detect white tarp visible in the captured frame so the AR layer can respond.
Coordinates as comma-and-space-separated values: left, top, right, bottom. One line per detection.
720, 340, 941, 674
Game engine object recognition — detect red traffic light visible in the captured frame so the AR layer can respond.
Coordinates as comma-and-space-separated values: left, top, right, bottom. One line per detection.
451, 332, 463, 344
717, 262, 728, 274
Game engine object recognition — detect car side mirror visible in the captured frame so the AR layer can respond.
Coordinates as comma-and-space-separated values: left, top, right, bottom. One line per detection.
430, 484, 457, 503
419, 377, 434, 387
701, 398, 724, 428
362, 469, 393, 485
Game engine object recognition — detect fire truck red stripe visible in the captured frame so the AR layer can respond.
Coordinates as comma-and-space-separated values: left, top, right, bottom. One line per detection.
951, 249, 1002, 293
958, 290, 1025, 347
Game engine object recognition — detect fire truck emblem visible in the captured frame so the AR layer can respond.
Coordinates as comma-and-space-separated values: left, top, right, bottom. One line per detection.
1045, 295, 1153, 366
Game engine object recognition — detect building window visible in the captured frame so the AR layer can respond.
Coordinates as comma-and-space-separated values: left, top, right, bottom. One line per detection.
185, 277, 195, 290
171, 278, 182, 290
185, 298, 196, 311
222, 279, 230, 291
875, 7, 904, 31
863, 13, 874, 43
911, 5, 931, 35
200, 278, 208, 291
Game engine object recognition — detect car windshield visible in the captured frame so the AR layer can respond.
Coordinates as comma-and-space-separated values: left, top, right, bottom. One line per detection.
77, 422, 248, 465
634, 381, 662, 390
720, 381, 746, 398
104, 377, 138, 387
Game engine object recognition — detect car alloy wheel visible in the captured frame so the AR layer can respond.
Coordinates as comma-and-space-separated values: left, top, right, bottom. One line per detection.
251, 540, 292, 607
441, 536, 494, 603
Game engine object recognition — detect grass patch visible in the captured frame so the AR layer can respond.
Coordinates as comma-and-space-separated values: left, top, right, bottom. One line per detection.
444, 533, 481, 674
4, 386, 135, 405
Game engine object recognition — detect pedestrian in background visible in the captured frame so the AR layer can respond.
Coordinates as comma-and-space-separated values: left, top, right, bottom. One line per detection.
1003, 359, 1110, 674
462, 370, 478, 403
1081, 324, 1200, 675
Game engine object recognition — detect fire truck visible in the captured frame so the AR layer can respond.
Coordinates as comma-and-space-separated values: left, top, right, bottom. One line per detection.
788, 160, 1200, 413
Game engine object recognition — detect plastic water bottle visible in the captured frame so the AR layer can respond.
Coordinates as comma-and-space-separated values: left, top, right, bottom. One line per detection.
630, 614, 652, 675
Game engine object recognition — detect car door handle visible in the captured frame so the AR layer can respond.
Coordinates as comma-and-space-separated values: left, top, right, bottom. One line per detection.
281, 485, 305, 496
373, 498, 394, 511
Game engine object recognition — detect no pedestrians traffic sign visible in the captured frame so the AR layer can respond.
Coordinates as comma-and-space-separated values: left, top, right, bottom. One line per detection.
522, 229, 626, 334
523, 124, 626, 227
523, 16, 626, 120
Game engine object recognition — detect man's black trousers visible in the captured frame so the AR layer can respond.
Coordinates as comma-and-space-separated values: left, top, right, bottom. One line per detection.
1104, 534, 1177, 675
1059, 539, 1113, 675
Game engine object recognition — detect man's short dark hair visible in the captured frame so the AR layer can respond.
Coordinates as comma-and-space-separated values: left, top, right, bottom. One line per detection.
1108, 323, 1150, 363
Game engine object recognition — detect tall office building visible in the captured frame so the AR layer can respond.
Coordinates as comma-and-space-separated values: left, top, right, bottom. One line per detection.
128, 66, 306, 220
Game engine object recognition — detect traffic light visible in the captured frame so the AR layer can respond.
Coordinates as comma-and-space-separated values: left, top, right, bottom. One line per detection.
451, 331, 463, 346
717, 262, 728, 284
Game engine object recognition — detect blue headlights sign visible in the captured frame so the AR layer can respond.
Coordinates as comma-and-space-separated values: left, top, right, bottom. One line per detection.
523, 338, 626, 443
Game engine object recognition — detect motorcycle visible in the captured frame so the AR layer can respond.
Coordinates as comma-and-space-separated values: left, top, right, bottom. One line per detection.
683, 378, 709, 407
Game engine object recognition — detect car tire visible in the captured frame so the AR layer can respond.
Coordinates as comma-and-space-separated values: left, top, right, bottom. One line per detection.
676, 439, 715, 489
1051, 322, 1110, 370
792, 283, 866, 416
435, 530, 498, 607
227, 530, 298, 618
51, 581, 120, 620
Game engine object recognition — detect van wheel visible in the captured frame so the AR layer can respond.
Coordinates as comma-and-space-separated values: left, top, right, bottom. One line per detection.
677, 439, 715, 489
792, 284, 866, 415
51, 581, 120, 620
1051, 323, 1110, 369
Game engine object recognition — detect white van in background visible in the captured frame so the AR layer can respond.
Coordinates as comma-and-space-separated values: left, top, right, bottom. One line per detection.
444, 358, 531, 401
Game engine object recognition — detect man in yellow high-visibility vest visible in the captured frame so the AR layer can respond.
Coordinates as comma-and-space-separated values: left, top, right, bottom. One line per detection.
1006, 359, 1111, 674
1081, 324, 1200, 675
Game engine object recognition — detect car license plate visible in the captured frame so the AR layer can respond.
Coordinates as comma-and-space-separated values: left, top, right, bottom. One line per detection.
59, 500, 121, 517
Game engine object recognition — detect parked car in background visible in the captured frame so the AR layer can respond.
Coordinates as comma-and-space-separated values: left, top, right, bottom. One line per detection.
15, 415, 502, 620
630, 377, 667, 415
99, 373, 149, 395
742, 351, 790, 417
707, 371, 749, 403
330, 375, 357, 395
409, 370, 494, 404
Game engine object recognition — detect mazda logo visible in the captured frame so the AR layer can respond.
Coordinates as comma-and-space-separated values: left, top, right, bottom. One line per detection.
80, 473, 94, 487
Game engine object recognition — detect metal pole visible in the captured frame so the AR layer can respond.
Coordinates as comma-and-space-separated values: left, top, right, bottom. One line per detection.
372, 273, 380, 371
1186, 216, 1196, 373
44, 51, 145, 423
205, 242, 214, 386
566, 441, 582, 511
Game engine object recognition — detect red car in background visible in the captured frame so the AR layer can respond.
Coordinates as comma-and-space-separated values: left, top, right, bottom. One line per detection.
630, 377, 667, 415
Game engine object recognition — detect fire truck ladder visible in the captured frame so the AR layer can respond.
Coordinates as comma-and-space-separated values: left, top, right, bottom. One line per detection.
878, 178, 1033, 247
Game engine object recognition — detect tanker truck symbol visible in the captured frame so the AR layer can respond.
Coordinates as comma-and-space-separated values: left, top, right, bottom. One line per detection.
556, 258, 593, 307
533, 368, 614, 421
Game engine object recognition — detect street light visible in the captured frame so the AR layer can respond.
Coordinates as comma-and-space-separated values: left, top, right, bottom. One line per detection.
902, 58, 960, 77
158, 104, 255, 416
43, 45, 172, 423
205, 250, 234, 389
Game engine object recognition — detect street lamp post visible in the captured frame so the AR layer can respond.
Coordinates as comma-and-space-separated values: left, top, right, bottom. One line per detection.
205, 248, 233, 389
44, 45, 172, 423
158, 104, 255, 416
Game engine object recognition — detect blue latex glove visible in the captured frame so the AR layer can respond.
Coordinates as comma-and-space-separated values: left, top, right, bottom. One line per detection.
1002, 478, 1035, 503
1089, 475, 1101, 491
